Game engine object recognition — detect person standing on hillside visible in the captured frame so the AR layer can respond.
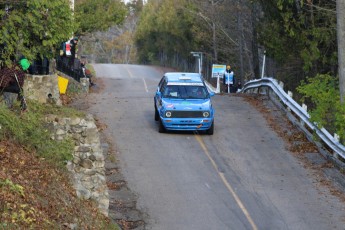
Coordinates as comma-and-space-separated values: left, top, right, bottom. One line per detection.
0, 58, 30, 112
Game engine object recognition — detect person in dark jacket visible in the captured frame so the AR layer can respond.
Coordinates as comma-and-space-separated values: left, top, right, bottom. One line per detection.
0, 58, 30, 111
68, 37, 78, 70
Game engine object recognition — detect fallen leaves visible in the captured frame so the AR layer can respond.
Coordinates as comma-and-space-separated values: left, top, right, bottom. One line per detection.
243, 94, 345, 203
0, 140, 116, 229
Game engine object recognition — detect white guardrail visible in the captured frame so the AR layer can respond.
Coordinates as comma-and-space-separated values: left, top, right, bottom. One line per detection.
240, 77, 345, 162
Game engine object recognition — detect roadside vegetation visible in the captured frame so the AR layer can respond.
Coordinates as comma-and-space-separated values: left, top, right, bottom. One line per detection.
0, 101, 80, 164
0, 1, 127, 228
298, 74, 345, 140
0, 99, 119, 229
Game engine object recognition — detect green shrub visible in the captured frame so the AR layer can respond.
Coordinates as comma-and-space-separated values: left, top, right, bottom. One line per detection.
297, 74, 345, 142
0, 100, 84, 165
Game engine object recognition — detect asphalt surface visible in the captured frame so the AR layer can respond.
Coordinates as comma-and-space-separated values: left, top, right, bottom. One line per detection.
81, 64, 345, 230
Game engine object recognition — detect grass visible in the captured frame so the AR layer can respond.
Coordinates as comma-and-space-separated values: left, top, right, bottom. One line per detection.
0, 100, 83, 165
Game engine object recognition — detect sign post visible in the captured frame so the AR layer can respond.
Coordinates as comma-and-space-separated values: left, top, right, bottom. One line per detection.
216, 73, 220, 93
211, 64, 226, 93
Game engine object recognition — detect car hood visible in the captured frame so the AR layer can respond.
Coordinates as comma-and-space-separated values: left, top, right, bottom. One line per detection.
162, 98, 212, 110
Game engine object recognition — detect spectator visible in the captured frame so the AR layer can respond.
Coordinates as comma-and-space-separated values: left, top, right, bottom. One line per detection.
84, 69, 95, 87
81, 61, 95, 87
42, 57, 49, 75
236, 81, 242, 92
223, 65, 235, 93
0, 58, 30, 112
68, 37, 78, 70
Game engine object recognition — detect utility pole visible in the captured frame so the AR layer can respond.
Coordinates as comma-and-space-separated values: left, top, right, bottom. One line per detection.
337, 0, 345, 103
191, 52, 203, 75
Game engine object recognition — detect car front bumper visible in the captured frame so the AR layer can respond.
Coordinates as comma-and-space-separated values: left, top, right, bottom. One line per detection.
160, 117, 214, 131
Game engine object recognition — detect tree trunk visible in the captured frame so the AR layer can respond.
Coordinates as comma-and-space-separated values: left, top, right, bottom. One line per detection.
211, 0, 218, 61
251, 2, 260, 79
337, 0, 345, 103
237, 0, 244, 83
212, 22, 218, 61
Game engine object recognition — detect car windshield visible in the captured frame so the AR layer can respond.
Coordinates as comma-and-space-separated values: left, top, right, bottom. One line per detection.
162, 85, 208, 99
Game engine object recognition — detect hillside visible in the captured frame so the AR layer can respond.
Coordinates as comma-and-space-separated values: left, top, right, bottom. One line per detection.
0, 88, 119, 229
0, 139, 118, 229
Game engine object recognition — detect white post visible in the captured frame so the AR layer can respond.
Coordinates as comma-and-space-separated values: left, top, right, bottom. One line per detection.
191, 52, 202, 75
261, 51, 266, 79
216, 73, 220, 93
200, 53, 203, 75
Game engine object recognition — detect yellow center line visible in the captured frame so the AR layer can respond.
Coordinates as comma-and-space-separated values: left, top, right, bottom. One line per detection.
194, 135, 258, 230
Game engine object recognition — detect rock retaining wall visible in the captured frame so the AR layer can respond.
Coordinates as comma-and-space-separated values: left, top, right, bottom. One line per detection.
23, 74, 90, 105
45, 113, 109, 216
24, 74, 62, 105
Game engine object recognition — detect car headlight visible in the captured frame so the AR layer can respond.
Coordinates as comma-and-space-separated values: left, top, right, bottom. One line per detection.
203, 111, 210, 117
165, 111, 172, 117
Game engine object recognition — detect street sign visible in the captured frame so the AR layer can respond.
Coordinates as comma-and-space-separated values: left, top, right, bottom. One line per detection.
211, 64, 226, 78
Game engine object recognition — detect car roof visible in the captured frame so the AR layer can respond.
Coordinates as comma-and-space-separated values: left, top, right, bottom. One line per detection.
164, 72, 203, 83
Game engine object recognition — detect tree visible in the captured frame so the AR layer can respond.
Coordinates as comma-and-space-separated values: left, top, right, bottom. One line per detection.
74, 0, 127, 34
0, 0, 75, 66
135, 0, 258, 81
337, 0, 345, 103
255, 0, 337, 91
135, 0, 195, 64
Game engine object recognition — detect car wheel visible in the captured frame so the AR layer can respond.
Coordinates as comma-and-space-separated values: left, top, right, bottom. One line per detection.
159, 119, 166, 133
206, 121, 214, 135
155, 107, 159, 121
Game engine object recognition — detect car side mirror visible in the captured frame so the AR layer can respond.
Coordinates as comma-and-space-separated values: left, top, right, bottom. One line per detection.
209, 92, 215, 97
156, 91, 161, 97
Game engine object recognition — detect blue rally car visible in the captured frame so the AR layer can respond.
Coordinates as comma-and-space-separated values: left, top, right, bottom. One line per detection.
154, 72, 215, 135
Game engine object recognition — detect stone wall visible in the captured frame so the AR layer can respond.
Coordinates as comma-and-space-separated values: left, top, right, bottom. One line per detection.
45, 113, 109, 216
23, 74, 107, 214
23, 74, 90, 106
24, 74, 62, 105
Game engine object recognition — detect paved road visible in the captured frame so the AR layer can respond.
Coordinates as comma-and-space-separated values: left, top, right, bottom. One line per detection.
86, 64, 344, 230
